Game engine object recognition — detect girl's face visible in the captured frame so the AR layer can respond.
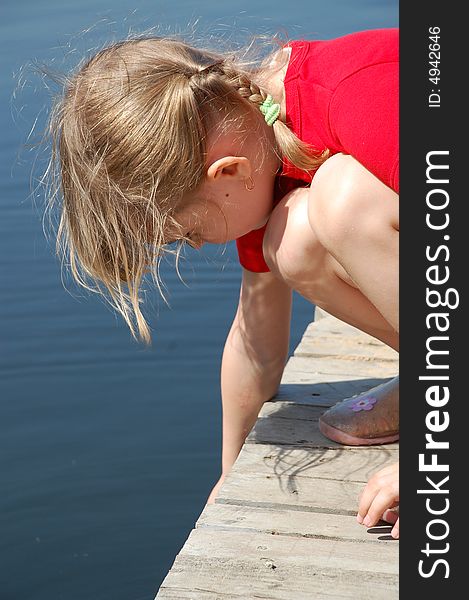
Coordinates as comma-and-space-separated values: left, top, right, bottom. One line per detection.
177, 183, 274, 248
176, 120, 281, 248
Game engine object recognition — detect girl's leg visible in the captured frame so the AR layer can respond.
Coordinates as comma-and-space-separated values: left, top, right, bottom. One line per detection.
307, 153, 399, 333
263, 161, 398, 347
263, 157, 399, 444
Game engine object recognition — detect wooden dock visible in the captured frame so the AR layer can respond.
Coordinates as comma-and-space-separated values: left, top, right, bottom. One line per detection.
155, 310, 399, 599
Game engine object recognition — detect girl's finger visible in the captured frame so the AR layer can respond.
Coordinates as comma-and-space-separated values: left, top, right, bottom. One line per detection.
357, 462, 399, 523
362, 489, 397, 527
357, 478, 383, 522
391, 517, 400, 539
382, 508, 399, 525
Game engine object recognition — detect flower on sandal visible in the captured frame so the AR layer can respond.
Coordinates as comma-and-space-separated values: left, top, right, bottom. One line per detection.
350, 396, 378, 412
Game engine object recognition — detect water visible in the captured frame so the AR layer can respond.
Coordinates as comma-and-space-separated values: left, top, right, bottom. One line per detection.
0, 1, 398, 598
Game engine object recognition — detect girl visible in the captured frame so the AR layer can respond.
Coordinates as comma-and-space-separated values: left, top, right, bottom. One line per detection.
46, 28, 399, 530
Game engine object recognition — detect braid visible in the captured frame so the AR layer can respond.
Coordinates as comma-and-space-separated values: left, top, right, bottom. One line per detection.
188, 60, 271, 111
235, 74, 267, 107
218, 62, 328, 172
185, 52, 328, 171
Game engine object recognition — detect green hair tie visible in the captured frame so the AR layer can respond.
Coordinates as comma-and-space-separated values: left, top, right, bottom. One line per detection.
259, 94, 280, 126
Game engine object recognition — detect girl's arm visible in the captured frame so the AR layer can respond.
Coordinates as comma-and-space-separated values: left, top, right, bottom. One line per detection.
207, 268, 292, 503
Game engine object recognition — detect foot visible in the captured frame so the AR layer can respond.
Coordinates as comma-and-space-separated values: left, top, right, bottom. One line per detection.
319, 376, 399, 445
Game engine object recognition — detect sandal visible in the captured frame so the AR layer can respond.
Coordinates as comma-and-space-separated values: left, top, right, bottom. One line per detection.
319, 376, 399, 445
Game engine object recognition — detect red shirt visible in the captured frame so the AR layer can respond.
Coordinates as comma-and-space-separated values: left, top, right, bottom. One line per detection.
236, 28, 399, 272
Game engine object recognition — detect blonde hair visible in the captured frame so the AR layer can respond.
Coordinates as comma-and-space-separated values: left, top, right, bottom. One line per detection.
45, 33, 328, 344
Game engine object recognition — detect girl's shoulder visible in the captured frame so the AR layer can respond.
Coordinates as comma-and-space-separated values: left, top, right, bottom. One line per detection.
286, 28, 398, 86
288, 27, 398, 48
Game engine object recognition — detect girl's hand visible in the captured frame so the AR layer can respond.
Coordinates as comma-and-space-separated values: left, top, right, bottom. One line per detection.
357, 461, 399, 539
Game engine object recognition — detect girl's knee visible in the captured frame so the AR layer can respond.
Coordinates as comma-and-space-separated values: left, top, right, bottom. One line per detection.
308, 154, 398, 252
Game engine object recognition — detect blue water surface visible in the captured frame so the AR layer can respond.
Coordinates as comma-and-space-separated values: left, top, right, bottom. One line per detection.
0, 1, 398, 598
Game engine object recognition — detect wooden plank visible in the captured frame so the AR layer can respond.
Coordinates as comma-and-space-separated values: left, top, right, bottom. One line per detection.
303, 323, 393, 349
283, 355, 398, 378
247, 409, 399, 450
308, 316, 364, 333
216, 471, 367, 514
157, 562, 398, 600
196, 503, 395, 544
157, 556, 398, 600
259, 402, 335, 421
226, 443, 399, 484
280, 370, 393, 386
294, 335, 398, 362
273, 379, 393, 407
180, 526, 399, 570
156, 589, 247, 599
155, 312, 400, 600
156, 528, 398, 600
280, 370, 391, 385
307, 312, 374, 336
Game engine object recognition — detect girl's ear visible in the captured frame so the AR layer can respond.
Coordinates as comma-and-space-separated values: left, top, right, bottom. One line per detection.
206, 156, 251, 181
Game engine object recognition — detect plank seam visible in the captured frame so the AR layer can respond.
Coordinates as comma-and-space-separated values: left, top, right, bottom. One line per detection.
245, 438, 399, 450
215, 498, 358, 516
195, 522, 394, 545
